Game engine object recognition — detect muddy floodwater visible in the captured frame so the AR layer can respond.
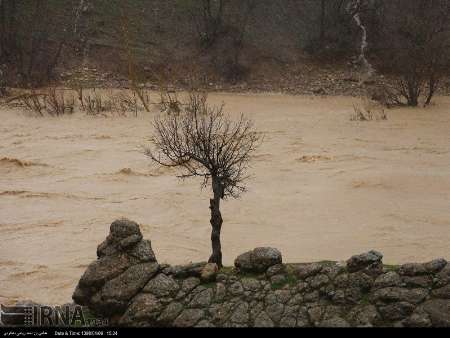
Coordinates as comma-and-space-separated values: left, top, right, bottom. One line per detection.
1, 93, 450, 305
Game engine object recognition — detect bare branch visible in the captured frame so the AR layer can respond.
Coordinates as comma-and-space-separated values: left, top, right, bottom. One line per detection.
147, 91, 261, 199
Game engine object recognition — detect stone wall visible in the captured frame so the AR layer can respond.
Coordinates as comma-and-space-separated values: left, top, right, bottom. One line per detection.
73, 219, 450, 327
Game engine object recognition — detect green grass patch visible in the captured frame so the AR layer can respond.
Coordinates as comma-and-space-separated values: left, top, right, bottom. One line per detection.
271, 270, 298, 290
202, 282, 216, 289
360, 293, 371, 305
317, 260, 338, 266
219, 266, 235, 275
383, 264, 399, 272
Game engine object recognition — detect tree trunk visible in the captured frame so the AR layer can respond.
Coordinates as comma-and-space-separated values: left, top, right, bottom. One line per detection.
407, 95, 419, 107
406, 78, 420, 107
208, 178, 223, 267
425, 74, 437, 106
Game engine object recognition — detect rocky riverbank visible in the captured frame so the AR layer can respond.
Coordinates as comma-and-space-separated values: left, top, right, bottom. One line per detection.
67, 219, 450, 327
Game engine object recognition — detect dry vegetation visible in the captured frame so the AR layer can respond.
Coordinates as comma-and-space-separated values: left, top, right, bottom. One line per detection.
350, 100, 387, 122
13, 88, 75, 117
4, 87, 154, 117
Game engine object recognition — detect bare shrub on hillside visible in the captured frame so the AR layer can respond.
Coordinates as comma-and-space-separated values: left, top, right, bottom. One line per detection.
376, 0, 450, 107
75, 86, 85, 110
114, 92, 140, 117
158, 90, 182, 115
368, 84, 404, 108
350, 100, 387, 122
82, 92, 112, 117
18, 91, 47, 117
45, 88, 75, 116
79, 90, 149, 117
15, 88, 74, 117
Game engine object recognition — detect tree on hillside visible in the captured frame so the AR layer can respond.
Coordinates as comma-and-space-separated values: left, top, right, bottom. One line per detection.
292, 0, 357, 57
147, 92, 261, 267
0, 0, 81, 88
189, 0, 227, 50
182, 0, 257, 82
375, 0, 450, 106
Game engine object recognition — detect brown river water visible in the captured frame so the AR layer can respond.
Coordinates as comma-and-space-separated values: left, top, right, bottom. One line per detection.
1, 93, 450, 305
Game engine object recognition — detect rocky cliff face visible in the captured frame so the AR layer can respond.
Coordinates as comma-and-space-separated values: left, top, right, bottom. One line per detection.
73, 219, 450, 327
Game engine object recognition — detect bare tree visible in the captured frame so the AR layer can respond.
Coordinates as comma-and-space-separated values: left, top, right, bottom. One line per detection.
295, 0, 356, 56
190, 0, 227, 49
147, 92, 261, 267
0, 0, 78, 88
376, 0, 450, 106
183, 0, 257, 82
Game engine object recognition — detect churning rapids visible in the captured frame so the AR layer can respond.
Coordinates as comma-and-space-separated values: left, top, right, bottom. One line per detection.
1, 92, 450, 305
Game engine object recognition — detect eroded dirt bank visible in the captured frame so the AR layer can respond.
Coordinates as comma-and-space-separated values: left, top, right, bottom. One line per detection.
1, 93, 450, 305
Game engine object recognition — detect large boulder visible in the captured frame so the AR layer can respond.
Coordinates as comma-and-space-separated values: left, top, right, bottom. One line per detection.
373, 271, 402, 289
424, 259, 447, 274
143, 273, 180, 297
235, 247, 282, 273
73, 254, 132, 305
97, 219, 156, 262
119, 294, 163, 326
73, 219, 158, 316
346, 251, 383, 273
371, 287, 428, 305
434, 264, 450, 288
127, 240, 157, 263
173, 309, 206, 327
78, 255, 132, 289
234, 251, 253, 271
399, 259, 447, 277
90, 263, 159, 315
431, 285, 450, 299
399, 263, 428, 277
295, 263, 323, 279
